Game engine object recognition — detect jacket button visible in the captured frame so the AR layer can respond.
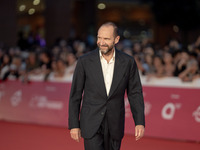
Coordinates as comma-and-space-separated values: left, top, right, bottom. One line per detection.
101, 112, 104, 115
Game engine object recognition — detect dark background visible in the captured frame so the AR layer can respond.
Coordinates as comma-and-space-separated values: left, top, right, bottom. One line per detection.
1, 0, 200, 48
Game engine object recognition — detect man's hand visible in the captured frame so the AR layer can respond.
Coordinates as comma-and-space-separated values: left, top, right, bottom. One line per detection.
70, 128, 81, 142
135, 125, 145, 141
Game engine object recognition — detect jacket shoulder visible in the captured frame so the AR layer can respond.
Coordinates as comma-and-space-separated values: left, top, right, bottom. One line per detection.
116, 49, 136, 62
78, 49, 98, 61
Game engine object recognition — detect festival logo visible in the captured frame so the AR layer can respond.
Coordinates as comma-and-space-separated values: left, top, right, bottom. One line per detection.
29, 95, 63, 110
161, 102, 181, 120
10, 90, 22, 107
192, 106, 200, 123
170, 94, 180, 100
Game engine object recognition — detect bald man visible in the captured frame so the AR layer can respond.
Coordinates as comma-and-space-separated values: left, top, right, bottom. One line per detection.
68, 22, 145, 150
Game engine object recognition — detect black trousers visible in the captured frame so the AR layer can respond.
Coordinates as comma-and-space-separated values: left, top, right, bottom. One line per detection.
84, 114, 122, 150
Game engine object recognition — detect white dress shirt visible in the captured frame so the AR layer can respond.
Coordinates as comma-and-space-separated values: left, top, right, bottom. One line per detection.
99, 50, 115, 96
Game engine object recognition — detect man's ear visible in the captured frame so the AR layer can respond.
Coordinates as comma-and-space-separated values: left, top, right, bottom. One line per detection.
115, 36, 120, 44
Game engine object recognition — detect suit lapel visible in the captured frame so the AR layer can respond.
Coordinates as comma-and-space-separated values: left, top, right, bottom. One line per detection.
89, 49, 107, 99
108, 49, 126, 98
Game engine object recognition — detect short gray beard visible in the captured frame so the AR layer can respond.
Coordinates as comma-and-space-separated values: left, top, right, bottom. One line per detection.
100, 48, 112, 55
100, 43, 115, 55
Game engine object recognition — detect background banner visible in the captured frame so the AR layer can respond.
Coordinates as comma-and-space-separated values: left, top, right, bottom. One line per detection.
0, 80, 200, 141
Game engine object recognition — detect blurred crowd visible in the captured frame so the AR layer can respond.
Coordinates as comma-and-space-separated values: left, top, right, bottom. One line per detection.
0, 34, 200, 83
119, 36, 200, 82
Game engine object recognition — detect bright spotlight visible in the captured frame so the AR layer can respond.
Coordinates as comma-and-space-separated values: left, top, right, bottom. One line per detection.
98, 3, 106, 10
33, 0, 40, 6
28, 8, 35, 15
19, 5, 26, 12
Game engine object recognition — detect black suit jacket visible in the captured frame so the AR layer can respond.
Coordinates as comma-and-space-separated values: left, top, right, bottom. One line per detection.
68, 49, 145, 140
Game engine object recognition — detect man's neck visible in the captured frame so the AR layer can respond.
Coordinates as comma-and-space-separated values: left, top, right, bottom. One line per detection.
102, 49, 114, 63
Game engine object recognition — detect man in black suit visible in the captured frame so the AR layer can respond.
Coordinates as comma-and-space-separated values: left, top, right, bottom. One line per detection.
68, 22, 145, 150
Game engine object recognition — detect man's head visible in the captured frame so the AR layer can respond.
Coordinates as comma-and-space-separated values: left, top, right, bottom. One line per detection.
97, 22, 120, 55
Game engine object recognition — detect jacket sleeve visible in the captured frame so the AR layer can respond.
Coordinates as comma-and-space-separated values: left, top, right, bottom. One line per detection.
127, 58, 145, 127
68, 57, 85, 129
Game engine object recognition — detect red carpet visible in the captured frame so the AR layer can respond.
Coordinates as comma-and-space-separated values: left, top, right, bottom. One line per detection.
0, 121, 199, 150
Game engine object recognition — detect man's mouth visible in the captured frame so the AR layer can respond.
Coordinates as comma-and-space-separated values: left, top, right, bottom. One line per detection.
100, 45, 108, 48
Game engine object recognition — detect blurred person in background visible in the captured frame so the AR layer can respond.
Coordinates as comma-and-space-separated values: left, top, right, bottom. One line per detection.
172, 50, 181, 68
143, 46, 155, 57
122, 47, 133, 57
0, 53, 11, 80
23, 52, 40, 82
48, 59, 69, 82
51, 46, 61, 60
179, 59, 200, 81
142, 54, 154, 75
123, 46, 146, 75
60, 39, 73, 54
65, 53, 77, 80
73, 40, 86, 58
174, 50, 190, 76
3, 56, 26, 81
134, 54, 145, 75
26, 52, 40, 73
133, 42, 145, 70
163, 52, 175, 77
168, 38, 181, 51
132, 42, 142, 55
152, 55, 165, 78
194, 46, 200, 68
39, 51, 52, 81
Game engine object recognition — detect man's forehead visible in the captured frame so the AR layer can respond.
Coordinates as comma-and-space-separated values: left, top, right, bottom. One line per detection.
99, 25, 114, 31
98, 26, 114, 36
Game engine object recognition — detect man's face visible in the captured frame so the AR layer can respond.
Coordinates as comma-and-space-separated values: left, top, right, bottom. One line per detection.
97, 26, 119, 55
